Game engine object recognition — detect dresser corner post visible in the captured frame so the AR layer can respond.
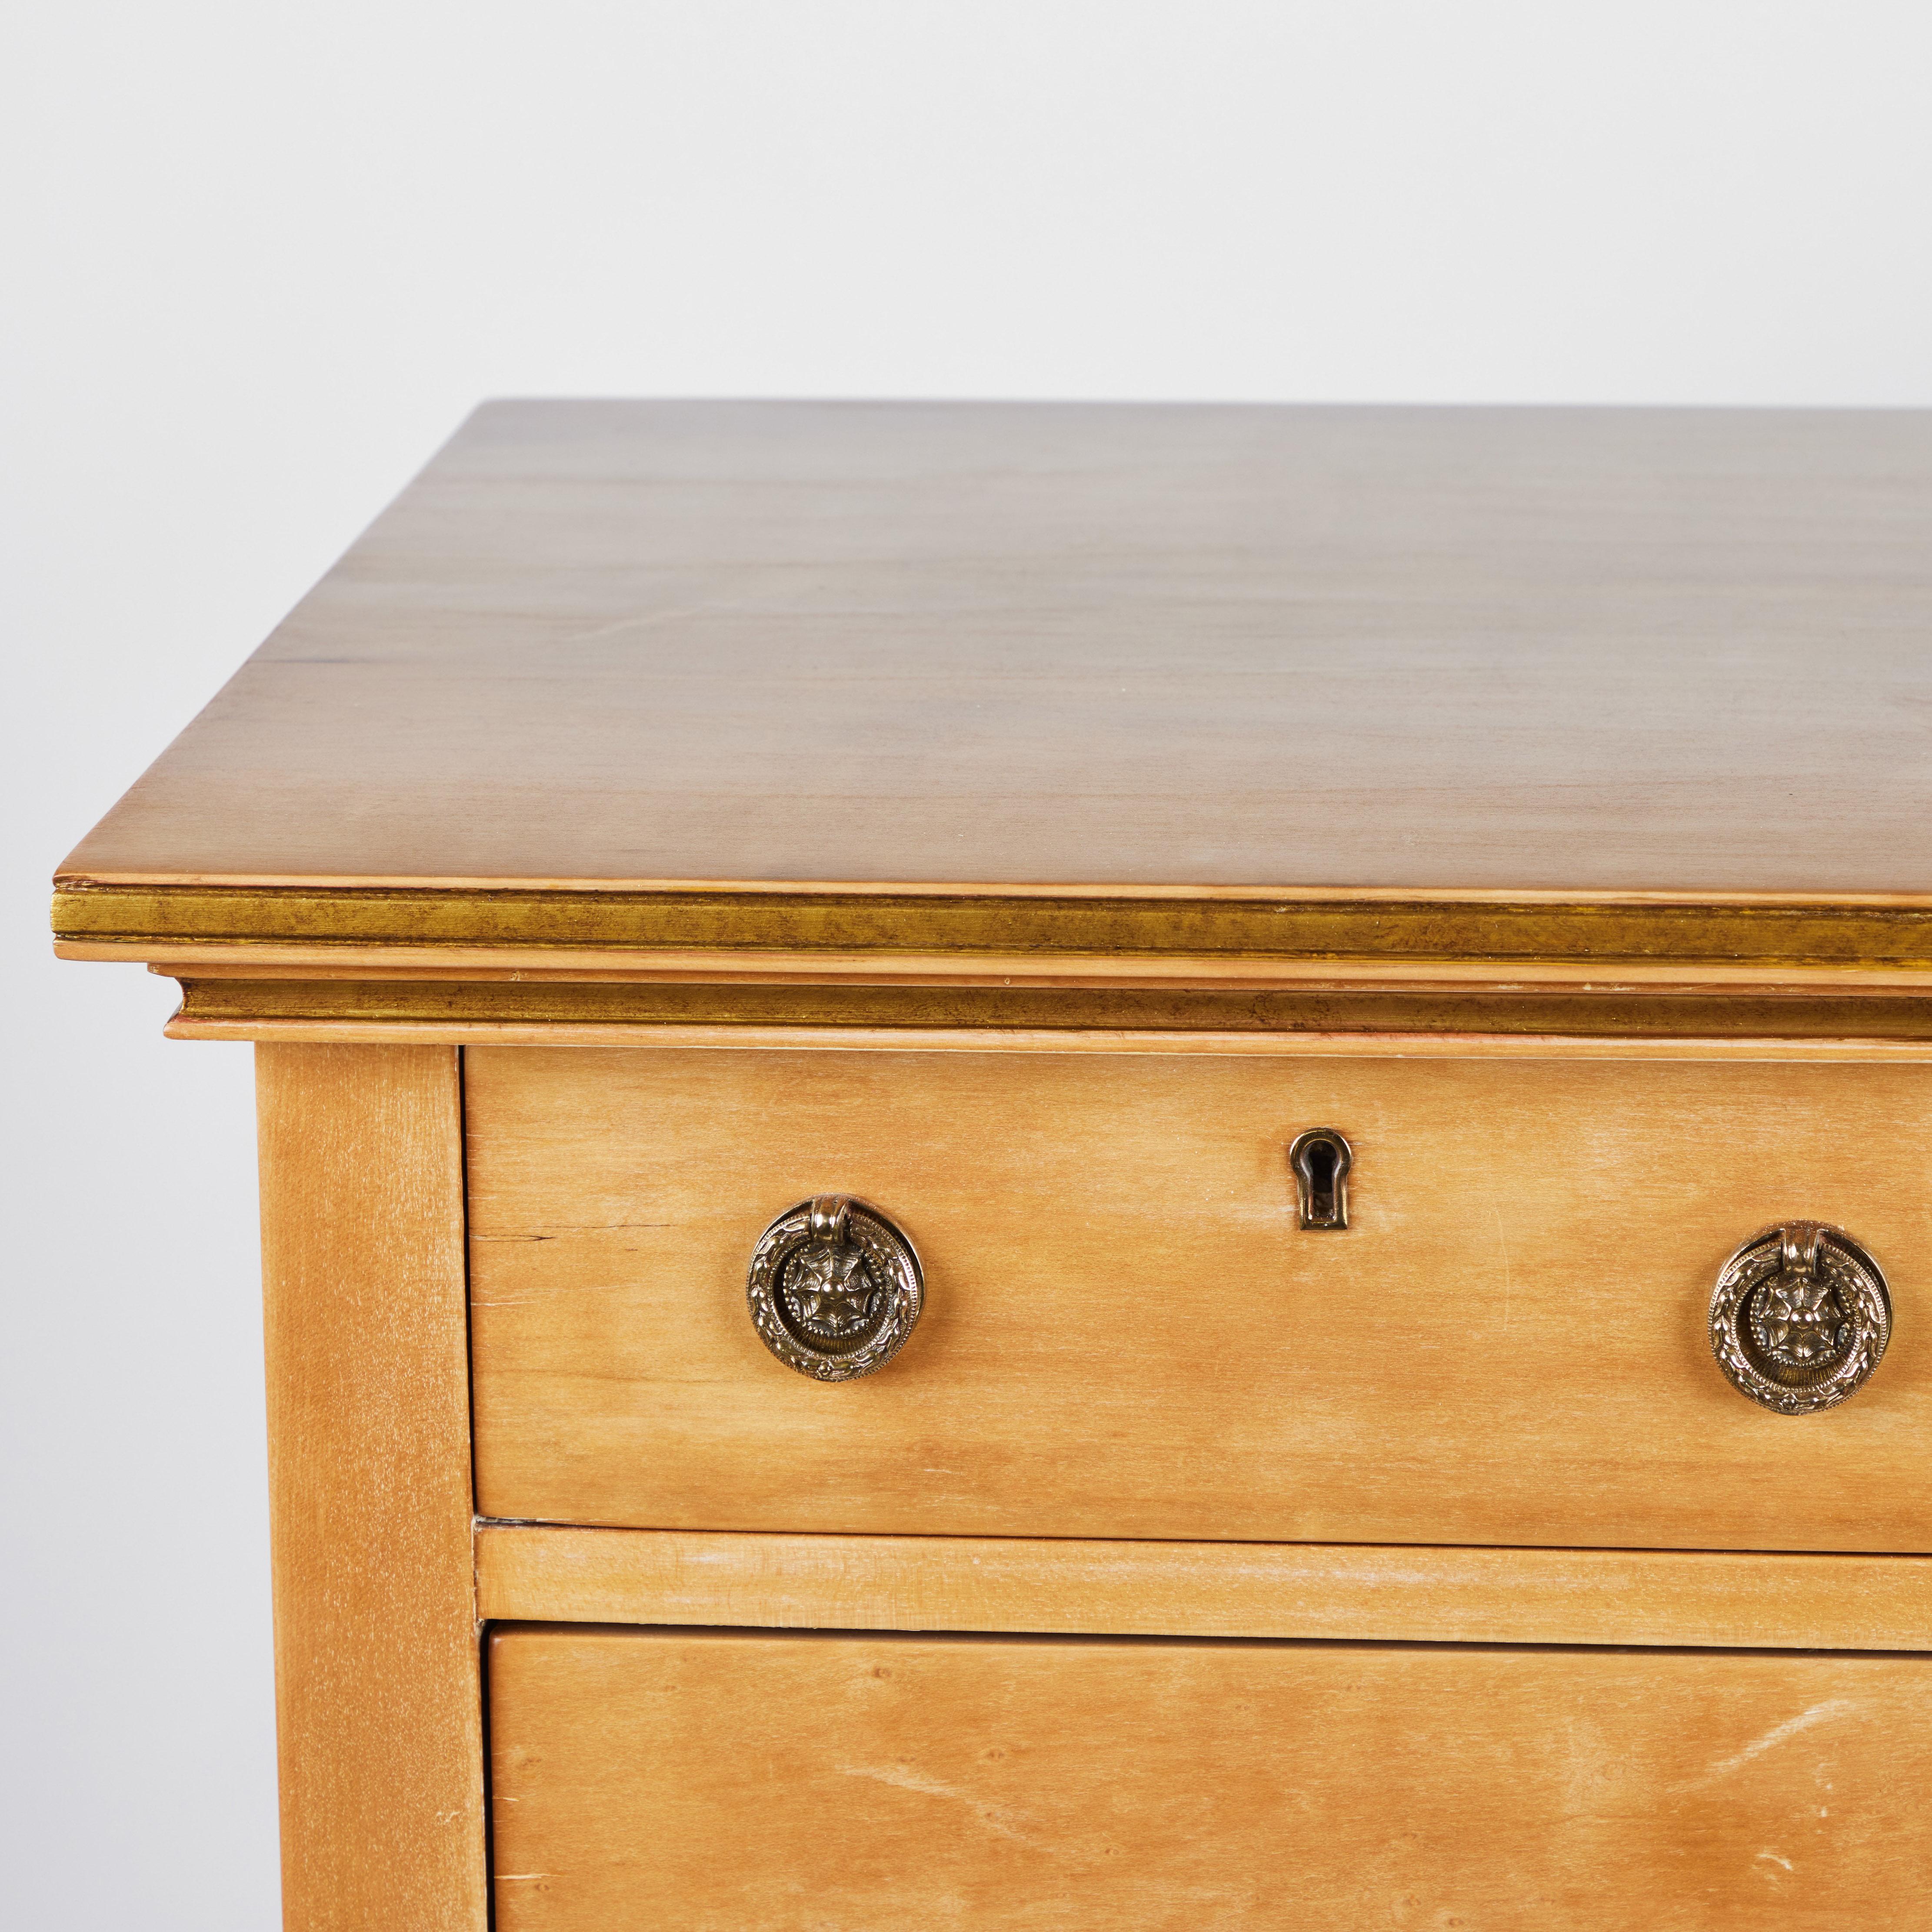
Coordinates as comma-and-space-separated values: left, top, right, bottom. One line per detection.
254, 1043, 487, 1931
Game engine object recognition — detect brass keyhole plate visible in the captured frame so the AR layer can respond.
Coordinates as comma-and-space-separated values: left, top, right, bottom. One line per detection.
1289, 1129, 1353, 1230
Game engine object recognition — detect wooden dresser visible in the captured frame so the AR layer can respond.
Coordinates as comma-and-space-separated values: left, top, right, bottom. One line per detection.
55, 401, 1932, 1929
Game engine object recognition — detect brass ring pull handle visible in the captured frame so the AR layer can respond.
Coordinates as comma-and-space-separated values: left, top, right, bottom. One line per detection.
747, 1194, 925, 1381
1709, 1221, 1891, 1414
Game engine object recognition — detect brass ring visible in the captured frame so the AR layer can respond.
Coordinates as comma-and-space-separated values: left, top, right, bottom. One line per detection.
746, 1195, 924, 1382
1709, 1222, 1890, 1415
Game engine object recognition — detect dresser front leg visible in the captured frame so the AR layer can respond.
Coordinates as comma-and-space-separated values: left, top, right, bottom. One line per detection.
256, 1045, 487, 1932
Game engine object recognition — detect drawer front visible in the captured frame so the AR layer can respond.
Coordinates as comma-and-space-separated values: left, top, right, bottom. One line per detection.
489, 1625, 1932, 1930
467, 1047, 1931, 1549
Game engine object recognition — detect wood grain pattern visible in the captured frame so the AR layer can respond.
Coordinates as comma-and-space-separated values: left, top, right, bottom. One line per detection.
489, 1624, 1932, 1930
57, 400, 1932, 901
467, 1046, 1932, 1550
256, 1044, 486, 1932
475, 1526, 1932, 1652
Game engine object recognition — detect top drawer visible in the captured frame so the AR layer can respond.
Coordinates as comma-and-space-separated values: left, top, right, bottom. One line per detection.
466, 1046, 1928, 1551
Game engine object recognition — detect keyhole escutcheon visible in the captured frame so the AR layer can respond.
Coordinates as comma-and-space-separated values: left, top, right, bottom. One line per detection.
1289, 1129, 1354, 1230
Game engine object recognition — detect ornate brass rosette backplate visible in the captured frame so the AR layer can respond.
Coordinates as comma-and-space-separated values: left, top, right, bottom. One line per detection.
746, 1194, 925, 1381
1708, 1221, 1891, 1415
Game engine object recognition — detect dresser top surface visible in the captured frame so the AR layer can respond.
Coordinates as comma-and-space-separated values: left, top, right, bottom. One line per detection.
58, 399, 1932, 903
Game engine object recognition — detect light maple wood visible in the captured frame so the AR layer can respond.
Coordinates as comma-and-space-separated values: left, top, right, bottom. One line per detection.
489, 1625, 1932, 1930
467, 1046, 1932, 1550
60, 402, 1932, 1922
256, 1044, 486, 1932
53, 400, 1932, 910
475, 1526, 1932, 1651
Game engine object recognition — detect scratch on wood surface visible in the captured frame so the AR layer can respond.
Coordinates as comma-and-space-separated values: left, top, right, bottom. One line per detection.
835, 1763, 1052, 1851
473, 1281, 630, 1307
554, 603, 734, 649
1681, 1699, 1857, 1789
473, 1223, 673, 1242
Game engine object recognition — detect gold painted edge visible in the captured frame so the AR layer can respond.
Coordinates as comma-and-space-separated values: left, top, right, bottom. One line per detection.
58, 870, 1932, 906
163, 1023, 1932, 1060
161, 978, 1932, 1056
50, 880, 1932, 971
70, 943, 1932, 991
171, 977, 1932, 1038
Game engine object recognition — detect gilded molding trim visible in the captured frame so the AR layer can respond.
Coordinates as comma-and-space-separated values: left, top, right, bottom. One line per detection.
50, 881, 1932, 971
170, 977, 1932, 1041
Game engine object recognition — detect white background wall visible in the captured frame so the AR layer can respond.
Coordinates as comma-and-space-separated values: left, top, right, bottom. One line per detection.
5, 5, 1931, 1923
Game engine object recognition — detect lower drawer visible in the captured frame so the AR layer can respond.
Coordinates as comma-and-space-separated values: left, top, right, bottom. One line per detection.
489, 1624, 1932, 1930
